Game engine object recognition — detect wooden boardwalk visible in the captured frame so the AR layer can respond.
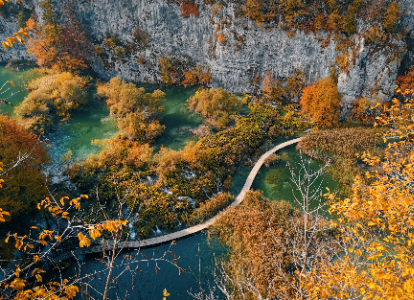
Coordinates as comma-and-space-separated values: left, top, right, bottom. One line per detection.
52, 138, 302, 263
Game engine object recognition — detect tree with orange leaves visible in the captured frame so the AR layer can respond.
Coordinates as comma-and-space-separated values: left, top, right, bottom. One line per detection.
182, 65, 212, 88
180, 2, 199, 18
261, 70, 286, 104
299, 77, 340, 128
26, 0, 89, 71
397, 65, 414, 91
0, 114, 49, 216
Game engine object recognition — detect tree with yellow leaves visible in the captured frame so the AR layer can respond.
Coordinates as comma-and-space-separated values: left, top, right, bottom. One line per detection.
303, 87, 414, 299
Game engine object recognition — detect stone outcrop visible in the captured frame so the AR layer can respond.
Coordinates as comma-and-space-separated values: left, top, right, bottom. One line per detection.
1, 0, 413, 102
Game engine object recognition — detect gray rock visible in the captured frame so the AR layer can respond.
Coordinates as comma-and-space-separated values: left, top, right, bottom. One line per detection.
1, 0, 413, 104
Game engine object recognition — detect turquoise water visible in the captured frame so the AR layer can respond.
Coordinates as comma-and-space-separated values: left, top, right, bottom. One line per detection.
0, 66, 29, 117
0, 66, 202, 164
72, 233, 225, 300
252, 144, 338, 210
153, 86, 202, 152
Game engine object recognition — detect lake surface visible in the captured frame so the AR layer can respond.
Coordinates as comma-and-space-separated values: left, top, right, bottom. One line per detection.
0, 66, 338, 299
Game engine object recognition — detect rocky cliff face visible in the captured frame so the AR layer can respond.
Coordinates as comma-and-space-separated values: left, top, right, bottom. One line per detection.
0, 0, 413, 103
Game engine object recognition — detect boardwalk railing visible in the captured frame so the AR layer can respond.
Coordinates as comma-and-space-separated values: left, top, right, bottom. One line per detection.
51, 137, 302, 264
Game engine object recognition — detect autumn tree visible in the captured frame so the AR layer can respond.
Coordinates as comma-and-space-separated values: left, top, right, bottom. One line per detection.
383, 1, 400, 33
15, 69, 88, 133
187, 88, 241, 130
0, 115, 49, 217
396, 65, 414, 91
299, 77, 341, 128
26, 0, 89, 71
287, 68, 304, 101
182, 65, 213, 88
181, 2, 199, 18
304, 88, 414, 299
261, 70, 287, 105
299, 126, 383, 196
59, 3, 91, 69
97, 77, 166, 143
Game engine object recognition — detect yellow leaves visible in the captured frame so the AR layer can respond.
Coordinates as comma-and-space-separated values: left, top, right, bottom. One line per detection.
163, 288, 171, 300
77, 233, 91, 248
13, 33, 25, 44
0, 0, 10, 10
89, 228, 101, 240
10, 278, 26, 290
33, 255, 41, 263
64, 285, 79, 298
35, 274, 42, 282
101, 220, 128, 232
355, 249, 363, 256
69, 198, 81, 209
18, 27, 30, 39
0, 208, 10, 222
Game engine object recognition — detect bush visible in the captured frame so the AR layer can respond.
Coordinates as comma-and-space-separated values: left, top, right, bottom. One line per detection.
264, 153, 282, 167
97, 77, 166, 143
15, 70, 88, 133
299, 127, 382, 160
383, 2, 400, 33
187, 87, 241, 130
190, 192, 234, 224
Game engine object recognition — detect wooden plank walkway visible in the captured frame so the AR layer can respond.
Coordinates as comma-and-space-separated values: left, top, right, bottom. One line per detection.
52, 138, 302, 263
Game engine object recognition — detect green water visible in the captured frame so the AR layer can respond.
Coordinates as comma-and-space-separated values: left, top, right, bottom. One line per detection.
251, 144, 338, 210
0, 66, 29, 117
0, 66, 202, 165
153, 86, 203, 151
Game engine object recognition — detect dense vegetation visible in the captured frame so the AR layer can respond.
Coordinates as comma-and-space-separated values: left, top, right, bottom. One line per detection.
15, 69, 88, 134
1, 0, 414, 299
187, 87, 241, 130
0, 115, 49, 216
97, 77, 166, 143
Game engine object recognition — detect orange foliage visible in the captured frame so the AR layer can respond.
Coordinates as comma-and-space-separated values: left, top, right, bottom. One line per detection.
397, 66, 414, 91
181, 3, 199, 18
0, 115, 49, 216
182, 65, 212, 87
350, 97, 381, 125
262, 70, 286, 104
216, 32, 226, 45
26, 10, 89, 71
299, 77, 340, 128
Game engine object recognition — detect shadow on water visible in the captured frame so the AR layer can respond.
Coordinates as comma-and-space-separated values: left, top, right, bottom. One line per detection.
68, 233, 226, 300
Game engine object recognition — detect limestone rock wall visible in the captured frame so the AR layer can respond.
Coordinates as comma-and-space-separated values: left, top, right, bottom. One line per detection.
0, 0, 413, 102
